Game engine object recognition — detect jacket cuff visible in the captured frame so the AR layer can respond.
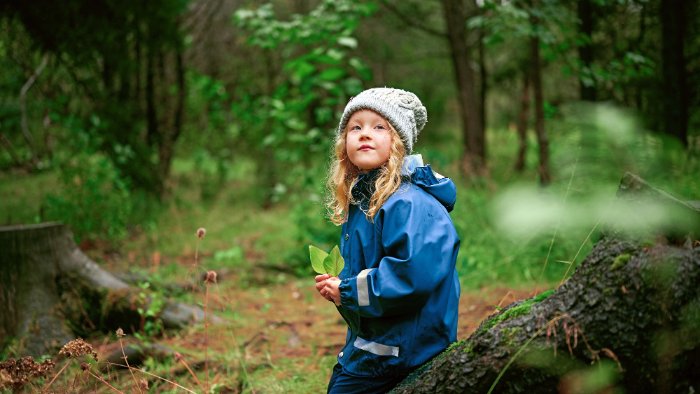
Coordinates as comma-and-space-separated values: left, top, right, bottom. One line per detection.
339, 278, 357, 311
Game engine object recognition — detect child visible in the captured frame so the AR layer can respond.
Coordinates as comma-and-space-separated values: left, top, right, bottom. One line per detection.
315, 87, 461, 393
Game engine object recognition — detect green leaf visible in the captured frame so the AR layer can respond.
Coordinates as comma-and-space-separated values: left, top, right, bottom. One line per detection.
337, 36, 357, 49
318, 67, 346, 81
324, 245, 345, 277
309, 244, 329, 274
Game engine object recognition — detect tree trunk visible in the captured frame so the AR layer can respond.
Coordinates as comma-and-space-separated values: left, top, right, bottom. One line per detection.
475, 0, 487, 135
440, 0, 486, 177
392, 174, 700, 393
577, 0, 597, 101
0, 224, 73, 357
156, 50, 186, 198
660, 0, 688, 147
514, 71, 530, 173
0, 223, 215, 357
530, 18, 551, 186
19, 54, 49, 169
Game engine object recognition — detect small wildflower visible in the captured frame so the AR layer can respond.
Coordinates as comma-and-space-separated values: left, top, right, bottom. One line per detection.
59, 338, 98, 361
116, 328, 125, 338
196, 227, 206, 239
205, 270, 217, 284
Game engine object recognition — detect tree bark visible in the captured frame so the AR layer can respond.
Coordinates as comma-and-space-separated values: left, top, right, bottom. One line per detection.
0, 223, 215, 357
19, 54, 49, 168
440, 0, 486, 177
474, 0, 487, 135
577, 0, 597, 101
660, 0, 688, 147
529, 16, 551, 186
392, 174, 700, 393
514, 71, 530, 173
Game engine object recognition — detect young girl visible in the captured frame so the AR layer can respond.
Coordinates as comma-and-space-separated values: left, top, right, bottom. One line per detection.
315, 87, 461, 393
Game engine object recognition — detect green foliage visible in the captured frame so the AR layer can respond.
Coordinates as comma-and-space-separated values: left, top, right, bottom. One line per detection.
213, 245, 245, 268
2, 0, 190, 195
309, 244, 345, 277
135, 281, 166, 339
233, 0, 376, 201
184, 71, 235, 200
42, 152, 133, 243
285, 192, 339, 275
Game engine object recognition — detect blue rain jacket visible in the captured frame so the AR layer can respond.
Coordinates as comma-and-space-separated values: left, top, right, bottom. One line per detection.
335, 155, 461, 377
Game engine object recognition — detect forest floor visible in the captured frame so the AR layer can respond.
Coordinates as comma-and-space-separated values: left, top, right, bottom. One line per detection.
84, 259, 543, 393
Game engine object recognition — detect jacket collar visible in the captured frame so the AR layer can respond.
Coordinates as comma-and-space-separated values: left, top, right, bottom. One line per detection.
350, 154, 457, 213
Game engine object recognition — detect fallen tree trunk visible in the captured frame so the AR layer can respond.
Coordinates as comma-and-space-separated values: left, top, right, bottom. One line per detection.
393, 174, 700, 393
0, 222, 215, 357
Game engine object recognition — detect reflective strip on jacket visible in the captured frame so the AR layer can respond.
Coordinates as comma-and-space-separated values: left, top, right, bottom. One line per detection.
336, 155, 461, 377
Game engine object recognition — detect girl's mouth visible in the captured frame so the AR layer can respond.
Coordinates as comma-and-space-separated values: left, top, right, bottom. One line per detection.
359, 145, 373, 151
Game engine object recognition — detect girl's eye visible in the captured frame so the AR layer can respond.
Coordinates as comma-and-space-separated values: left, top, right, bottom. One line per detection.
375, 124, 386, 130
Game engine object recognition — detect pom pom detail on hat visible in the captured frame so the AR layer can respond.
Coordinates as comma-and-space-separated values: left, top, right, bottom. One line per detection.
337, 87, 427, 153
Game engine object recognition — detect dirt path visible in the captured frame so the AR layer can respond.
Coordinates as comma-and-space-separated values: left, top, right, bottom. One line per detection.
178, 277, 538, 366
94, 273, 543, 392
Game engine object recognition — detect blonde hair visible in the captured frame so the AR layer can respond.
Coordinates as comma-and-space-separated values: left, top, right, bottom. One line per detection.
326, 125, 406, 225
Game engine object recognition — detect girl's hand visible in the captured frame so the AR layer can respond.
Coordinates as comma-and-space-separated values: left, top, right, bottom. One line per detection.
323, 277, 342, 306
315, 274, 332, 302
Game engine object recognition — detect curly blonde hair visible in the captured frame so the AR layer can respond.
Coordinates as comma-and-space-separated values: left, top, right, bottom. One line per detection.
326, 125, 406, 225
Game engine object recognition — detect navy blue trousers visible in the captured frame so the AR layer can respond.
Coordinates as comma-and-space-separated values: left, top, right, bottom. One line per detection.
327, 363, 410, 394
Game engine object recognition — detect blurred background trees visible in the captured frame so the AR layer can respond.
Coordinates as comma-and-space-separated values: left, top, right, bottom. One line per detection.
0, 0, 698, 252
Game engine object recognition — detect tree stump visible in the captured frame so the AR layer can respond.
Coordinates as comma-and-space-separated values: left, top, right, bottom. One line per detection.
0, 223, 213, 357
392, 174, 700, 393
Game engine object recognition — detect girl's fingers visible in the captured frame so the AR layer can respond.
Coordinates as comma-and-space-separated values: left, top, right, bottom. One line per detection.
315, 274, 330, 282
318, 288, 332, 301
314, 274, 330, 294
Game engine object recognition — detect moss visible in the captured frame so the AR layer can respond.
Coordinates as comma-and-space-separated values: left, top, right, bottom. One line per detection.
533, 289, 555, 303
444, 339, 467, 353
610, 253, 631, 270
479, 289, 555, 334
460, 341, 474, 355
501, 327, 522, 346
392, 340, 468, 391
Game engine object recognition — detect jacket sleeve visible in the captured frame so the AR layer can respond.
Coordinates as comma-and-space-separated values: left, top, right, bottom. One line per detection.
338, 193, 460, 318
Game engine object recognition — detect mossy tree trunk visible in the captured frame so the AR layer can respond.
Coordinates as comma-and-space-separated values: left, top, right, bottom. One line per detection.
393, 174, 700, 393
0, 223, 211, 357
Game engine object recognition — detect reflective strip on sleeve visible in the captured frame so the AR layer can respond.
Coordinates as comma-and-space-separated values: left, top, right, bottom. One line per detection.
353, 336, 400, 357
356, 268, 374, 306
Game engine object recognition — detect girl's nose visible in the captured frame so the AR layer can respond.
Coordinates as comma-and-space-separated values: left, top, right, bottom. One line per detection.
359, 127, 372, 138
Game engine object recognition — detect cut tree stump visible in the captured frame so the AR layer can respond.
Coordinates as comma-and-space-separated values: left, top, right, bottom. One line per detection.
392, 173, 700, 393
0, 222, 215, 357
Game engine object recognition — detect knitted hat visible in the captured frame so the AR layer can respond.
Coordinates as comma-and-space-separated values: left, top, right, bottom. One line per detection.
337, 87, 427, 153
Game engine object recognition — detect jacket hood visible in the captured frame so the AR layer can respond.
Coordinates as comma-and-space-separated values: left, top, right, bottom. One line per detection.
402, 154, 457, 212
351, 155, 457, 213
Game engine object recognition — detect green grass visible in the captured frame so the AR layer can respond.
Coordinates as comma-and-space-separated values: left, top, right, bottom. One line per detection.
0, 169, 58, 225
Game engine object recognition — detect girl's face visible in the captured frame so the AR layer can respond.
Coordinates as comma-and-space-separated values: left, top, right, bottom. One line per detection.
345, 109, 393, 171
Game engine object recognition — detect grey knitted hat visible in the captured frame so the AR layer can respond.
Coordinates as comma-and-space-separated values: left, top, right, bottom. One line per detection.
337, 87, 427, 153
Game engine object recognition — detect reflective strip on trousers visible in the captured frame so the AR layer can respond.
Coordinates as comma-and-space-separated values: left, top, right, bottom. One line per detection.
356, 268, 374, 306
353, 336, 400, 357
